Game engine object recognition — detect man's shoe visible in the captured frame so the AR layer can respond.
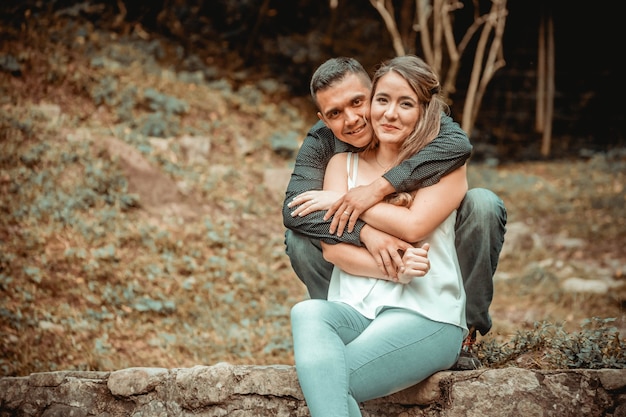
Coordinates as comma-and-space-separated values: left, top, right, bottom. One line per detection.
451, 350, 481, 370
451, 327, 482, 371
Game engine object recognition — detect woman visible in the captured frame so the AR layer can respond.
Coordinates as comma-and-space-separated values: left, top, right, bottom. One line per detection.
290, 55, 468, 417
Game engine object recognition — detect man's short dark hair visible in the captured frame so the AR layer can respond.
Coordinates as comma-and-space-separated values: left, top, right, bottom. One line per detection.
309, 57, 372, 109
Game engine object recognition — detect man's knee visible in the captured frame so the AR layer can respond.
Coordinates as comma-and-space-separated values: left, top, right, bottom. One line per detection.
464, 188, 502, 212
286, 230, 321, 258
285, 230, 331, 299
460, 188, 507, 224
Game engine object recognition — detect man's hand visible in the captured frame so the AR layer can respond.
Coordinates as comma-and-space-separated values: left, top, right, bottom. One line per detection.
360, 225, 414, 279
325, 177, 394, 236
396, 243, 430, 284
288, 190, 343, 217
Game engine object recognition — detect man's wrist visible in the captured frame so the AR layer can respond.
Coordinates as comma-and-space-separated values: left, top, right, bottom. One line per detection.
358, 223, 375, 246
371, 177, 395, 200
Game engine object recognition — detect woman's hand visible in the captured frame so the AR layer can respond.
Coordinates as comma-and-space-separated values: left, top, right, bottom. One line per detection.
395, 243, 430, 284
360, 225, 413, 280
289, 190, 343, 217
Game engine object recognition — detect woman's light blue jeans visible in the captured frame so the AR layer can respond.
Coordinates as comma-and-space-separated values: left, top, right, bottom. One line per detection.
291, 300, 463, 417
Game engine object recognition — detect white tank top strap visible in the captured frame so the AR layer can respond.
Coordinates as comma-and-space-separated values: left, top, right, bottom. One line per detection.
346, 152, 359, 190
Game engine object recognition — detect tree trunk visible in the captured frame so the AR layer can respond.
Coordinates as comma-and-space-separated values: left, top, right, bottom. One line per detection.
541, 11, 555, 157
536, 11, 545, 133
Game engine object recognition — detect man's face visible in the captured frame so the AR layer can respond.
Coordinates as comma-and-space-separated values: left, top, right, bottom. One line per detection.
315, 73, 373, 148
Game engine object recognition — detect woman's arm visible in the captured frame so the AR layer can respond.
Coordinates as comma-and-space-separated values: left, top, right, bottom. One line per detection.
323, 165, 466, 279
322, 152, 416, 278
321, 153, 392, 278
321, 240, 430, 281
361, 165, 468, 243
382, 113, 472, 191
321, 241, 387, 279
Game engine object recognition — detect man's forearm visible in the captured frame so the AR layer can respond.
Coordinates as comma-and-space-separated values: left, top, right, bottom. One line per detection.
283, 207, 365, 246
282, 172, 366, 246
282, 121, 366, 245
383, 113, 472, 193
368, 177, 395, 201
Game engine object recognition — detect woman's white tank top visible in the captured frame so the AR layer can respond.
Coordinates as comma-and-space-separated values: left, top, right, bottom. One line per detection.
327, 153, 467, 335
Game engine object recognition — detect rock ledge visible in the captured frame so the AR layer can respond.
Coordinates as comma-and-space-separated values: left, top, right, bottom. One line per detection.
1, 364, 625, 416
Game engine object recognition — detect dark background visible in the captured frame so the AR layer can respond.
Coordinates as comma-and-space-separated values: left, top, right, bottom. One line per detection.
2, 0, 624, 160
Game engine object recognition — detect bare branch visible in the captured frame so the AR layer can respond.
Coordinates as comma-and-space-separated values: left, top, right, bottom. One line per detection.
370, 0, 406, 56
462, 0, 507, 132
440, 0, 461, 97
415, 0, 435, 64
370, 0, 509, 136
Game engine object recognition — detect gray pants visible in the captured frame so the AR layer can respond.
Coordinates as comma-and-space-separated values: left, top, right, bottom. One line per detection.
284, 187, 507, 336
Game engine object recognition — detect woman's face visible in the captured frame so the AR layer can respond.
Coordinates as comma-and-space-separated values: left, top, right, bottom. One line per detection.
371, 71, 420, 147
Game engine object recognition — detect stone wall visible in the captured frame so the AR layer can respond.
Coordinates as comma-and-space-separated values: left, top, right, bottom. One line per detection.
1, 364, 625, 416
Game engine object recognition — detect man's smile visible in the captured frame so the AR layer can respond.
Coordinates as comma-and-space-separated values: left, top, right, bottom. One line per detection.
346, 123, 367, 135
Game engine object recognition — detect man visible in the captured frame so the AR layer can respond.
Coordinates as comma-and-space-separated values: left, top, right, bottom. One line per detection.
282, 57, 507, 369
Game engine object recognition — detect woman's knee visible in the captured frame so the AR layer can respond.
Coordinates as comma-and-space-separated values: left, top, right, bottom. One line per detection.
291, 299, 327, 322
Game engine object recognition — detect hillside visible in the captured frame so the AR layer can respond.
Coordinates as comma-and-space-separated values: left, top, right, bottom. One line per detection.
1, 10, 625, 376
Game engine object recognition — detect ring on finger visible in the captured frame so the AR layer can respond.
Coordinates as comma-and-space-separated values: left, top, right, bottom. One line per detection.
343, 211, 350, 216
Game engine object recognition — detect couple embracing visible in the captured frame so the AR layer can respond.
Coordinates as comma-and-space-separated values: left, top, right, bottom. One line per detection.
282, 55, 507, 417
